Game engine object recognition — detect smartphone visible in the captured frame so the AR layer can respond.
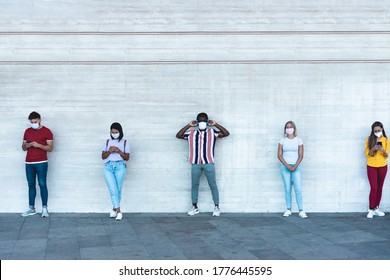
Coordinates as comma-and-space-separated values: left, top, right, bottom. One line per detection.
377, 141, 382, 146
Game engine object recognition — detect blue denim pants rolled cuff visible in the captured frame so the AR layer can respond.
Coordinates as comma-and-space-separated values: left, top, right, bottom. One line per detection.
104, 161, 126, 209
280, 164, 303, 211
26, 162, 49, 208
191, 163, 219, 205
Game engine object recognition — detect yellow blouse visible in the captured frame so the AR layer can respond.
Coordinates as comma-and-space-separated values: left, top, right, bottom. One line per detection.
365, 136, 389, 167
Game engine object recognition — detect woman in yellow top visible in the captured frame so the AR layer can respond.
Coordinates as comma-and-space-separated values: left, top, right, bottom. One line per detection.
365, 121, 389, 218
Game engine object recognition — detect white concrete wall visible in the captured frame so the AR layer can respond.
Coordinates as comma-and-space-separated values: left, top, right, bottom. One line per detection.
1, 1, 390, 213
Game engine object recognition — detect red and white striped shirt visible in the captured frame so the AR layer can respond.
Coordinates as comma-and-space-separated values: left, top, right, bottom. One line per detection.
183, 128, 220, 164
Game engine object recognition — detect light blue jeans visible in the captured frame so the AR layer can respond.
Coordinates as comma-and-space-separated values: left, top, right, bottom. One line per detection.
280, 164, 303, 211
191, 164, 219, 205
104, 161, 126, 209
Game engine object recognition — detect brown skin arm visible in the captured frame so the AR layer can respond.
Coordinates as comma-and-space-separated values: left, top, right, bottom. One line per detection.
176, 119, 230, 139
22, 140, 53, 152
209, 120, 230, 138
102, 146, 130, 161
22, 140, 31, 151
176, 121, 196, 139
369, 145, 388, 157
290, 145, 304, 172
116, 147, 130, 161
102, 150, 111, 160
278, 144, 291, 170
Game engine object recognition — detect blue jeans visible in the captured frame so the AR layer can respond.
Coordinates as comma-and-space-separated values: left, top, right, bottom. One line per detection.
191, 164, 219, 205
280, 164, 303, 211
25, 162, 48, 208
104, 161, 126, 209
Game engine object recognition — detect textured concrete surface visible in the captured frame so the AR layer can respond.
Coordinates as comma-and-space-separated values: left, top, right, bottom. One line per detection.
1, 1, 390, 213
1, 212, 390, 260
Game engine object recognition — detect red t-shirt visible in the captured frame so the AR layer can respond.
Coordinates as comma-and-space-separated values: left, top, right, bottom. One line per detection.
23, 126, 54, 163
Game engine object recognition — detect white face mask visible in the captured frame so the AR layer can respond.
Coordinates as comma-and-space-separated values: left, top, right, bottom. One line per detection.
111, 133, 120, 139
198, 122, 207, 130
286, 128, 294, 135
31, 123, 40, 130
375, 132, 383, 138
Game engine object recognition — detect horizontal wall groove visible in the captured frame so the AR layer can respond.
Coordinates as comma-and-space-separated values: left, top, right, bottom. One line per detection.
1, 31, 390, 36
1, 60, 390, 65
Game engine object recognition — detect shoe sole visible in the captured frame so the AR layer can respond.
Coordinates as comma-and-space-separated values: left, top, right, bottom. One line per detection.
21, 212, 37, 217
187, 212, 199, 216
213, 213, 220, 217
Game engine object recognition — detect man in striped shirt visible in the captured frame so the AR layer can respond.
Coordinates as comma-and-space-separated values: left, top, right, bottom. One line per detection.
176, 112, 230, 217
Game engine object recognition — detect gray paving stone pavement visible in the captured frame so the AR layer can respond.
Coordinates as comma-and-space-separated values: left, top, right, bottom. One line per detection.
1, 212, 390, 260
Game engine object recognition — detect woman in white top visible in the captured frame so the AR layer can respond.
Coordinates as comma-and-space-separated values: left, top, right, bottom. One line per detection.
277, 121, 307, 218
102, 122, 130, 220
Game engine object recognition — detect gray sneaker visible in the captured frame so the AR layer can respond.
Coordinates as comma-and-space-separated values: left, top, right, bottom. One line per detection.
41, 207, 49, 218
21, 208, 37, 217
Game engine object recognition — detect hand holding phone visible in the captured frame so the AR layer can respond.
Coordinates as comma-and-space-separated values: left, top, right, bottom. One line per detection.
109, 146, 118, 153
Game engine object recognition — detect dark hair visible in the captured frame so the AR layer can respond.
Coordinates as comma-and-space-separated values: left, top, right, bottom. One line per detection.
110, 122, 124, 141
196, 112, 208, 122
368, 121, 387, 152
28, 111, 41, 120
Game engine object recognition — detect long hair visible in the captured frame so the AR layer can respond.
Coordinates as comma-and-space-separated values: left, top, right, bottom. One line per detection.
284, 121, 297, 137
368, 121, 387, 151
110, 122, 124, 141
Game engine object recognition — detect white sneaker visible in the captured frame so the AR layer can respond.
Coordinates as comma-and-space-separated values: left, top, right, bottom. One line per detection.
299, 211, 308, 219
367, 210, 374, 219
109, 210, 117, 218
21, 208, 37, 217
115, 212, 123, 221
373, 208, 385, 217
187, 206, 199, 216
283, 209, 292, 217
212, 206, 221, 217
41, 207, 49, 218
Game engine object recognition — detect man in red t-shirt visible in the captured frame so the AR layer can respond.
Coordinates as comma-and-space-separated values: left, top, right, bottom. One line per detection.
21, 111, 54, 218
